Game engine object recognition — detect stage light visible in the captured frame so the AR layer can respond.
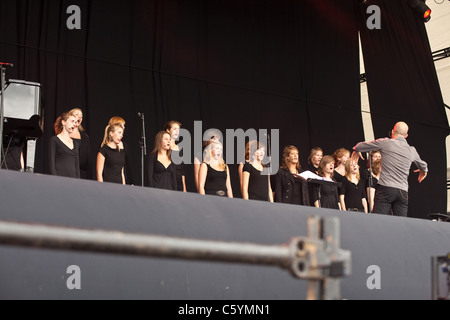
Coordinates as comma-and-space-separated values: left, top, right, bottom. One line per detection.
408, 0, 432, 22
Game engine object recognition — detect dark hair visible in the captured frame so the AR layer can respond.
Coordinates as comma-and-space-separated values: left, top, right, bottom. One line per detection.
151, 131, 172, 159
164, 120, 182, 132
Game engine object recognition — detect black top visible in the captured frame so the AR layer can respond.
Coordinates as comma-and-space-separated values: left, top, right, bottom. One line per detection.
171, 148, 185, 191
72, 130, 92, 180
306, 163, 319, 175
99, 145, 125, 184
122, 141, 134, 185
243, 162, 269, 201
275, 168, 309, 205
364, 169, 379, 189
147, 152, 177, 190
333, 170, 346, 194
341, 177, 367, 211
311, 179, 340, 209
204, 163, 227, 196
48, 136, 80, 178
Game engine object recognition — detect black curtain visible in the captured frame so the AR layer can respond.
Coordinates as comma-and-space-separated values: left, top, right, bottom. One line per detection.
358, 0, 448, 219
1, 0, 361, 198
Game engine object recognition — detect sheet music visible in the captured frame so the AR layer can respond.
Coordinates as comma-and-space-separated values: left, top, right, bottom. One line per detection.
297, 170, 333, 182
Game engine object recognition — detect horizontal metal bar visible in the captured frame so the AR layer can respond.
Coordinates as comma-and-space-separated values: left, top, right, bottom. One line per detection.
0, 220, 294, 268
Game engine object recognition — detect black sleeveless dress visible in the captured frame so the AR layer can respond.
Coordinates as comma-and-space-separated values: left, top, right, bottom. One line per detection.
204, 163, 227, 196
98, 145, 125, 184
243, 162, 269, 201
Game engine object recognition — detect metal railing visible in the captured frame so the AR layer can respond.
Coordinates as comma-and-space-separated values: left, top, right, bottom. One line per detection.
0, 215, 351, 300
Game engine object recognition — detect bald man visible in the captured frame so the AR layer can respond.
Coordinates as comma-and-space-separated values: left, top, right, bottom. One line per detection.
351, 122, 428, 217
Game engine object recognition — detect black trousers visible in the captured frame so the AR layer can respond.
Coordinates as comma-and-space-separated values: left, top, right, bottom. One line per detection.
373, 185, 408, 217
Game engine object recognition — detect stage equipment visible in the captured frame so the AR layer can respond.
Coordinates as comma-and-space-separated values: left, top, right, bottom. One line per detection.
0, 215, 351, 300
0, 78, 42, 172
138, 112, 147, 186
431, 253, 450, 300
408, 0, 431, 22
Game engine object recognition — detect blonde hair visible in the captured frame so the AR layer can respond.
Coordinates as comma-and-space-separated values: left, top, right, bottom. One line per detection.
101, 117, 126, 147
108, 116, 126, 129
308, 147, 323, 164
68, 108, 84, 131
344, 160, 360, 181
101, 123, 123, 148
203, 141, 226, 170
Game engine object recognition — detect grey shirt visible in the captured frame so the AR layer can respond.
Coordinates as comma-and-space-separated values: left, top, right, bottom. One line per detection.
353, 137, 428, 192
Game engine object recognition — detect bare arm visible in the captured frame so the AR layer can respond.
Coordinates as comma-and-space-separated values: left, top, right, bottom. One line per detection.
182, 176, 187, 192
194, 157, 201, 192
96, 152, 105, 182
339, 194, 346, 211
242, 171, 250, 200
268, 177, 274, 203
198, 163, 207, 195
226, 166, 233, 198
362, 197, 368, 213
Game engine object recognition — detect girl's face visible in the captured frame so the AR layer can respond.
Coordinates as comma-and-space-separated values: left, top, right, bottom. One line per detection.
255, 148, 265, 162
63, 116, 77, 134
211, 144, 223, 160
324, 161, 334, 174
169, 124, 180, 141
161, 133, 171, 151
349, 161, 359, 174
340, 152, 350, 165
72, 110, 83, 127
372, 152, 381, 162
312, 151, 323, 166
288, 150, 299, 164
110, 128, 123, 145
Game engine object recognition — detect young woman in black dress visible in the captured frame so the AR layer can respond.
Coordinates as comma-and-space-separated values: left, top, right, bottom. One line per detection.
339, 159, 368, 213
164, 120, 186, 192
198, 141, 233, 198
238, 140, 256, 197
147, 131, 177, 190
107, 116, 134, 185
48, 112, 80, 178
96, 123, 125, 184
311, 155, 341, 210
69, 108, 92, 180
275, 145, 309, 205
242, 140, 273, 202
193, 129, 221, 192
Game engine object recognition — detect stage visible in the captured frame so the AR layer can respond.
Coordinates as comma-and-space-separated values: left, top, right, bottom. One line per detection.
0, 168, 449, 300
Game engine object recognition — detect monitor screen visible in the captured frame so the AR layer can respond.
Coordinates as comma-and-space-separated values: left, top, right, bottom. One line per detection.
2, 80, 41, 120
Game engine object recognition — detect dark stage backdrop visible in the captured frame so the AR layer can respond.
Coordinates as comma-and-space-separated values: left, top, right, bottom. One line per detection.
357, 0, 449, 219
0, 0, 445, 218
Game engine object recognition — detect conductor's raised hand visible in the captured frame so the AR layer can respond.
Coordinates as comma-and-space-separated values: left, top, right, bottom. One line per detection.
414, 169, 427, 183
351, 151, 364, 163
